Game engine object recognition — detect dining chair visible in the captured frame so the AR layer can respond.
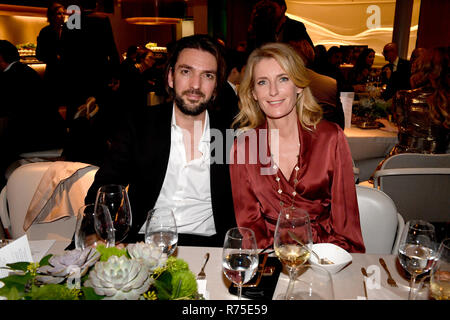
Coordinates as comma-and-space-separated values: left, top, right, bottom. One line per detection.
356, 185, 404, 254
373, 153, 450, 223
0, 161, 98, 241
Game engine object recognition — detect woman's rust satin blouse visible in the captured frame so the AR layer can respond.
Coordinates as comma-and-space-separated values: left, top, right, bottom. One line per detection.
230, 120, 365, 253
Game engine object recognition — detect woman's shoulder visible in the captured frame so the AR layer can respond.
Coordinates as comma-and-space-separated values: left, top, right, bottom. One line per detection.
314, 119, 342, 135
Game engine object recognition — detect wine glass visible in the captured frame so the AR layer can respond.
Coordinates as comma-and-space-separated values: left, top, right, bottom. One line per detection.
95, 184, 132, 244
397, 220, 438, 300
274, 207, 313, 300
145, 207, 178, 256
429, 238, 450, 300
75, 204, 115, 250
274, 264, 335, 300
222, 227, 259, 300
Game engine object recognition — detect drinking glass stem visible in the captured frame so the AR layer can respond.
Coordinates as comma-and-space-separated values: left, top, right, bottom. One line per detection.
237, 284, 243, 300
285, 267, 299, 300
408, 275, 417, 300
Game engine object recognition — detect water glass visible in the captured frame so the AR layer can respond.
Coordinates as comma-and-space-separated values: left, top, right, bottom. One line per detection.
222, 227, 258, 300
397, 220, 437, 299
430, 238, 450, 300
145, 207, 178, 256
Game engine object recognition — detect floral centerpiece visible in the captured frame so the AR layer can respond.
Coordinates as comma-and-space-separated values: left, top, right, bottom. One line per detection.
0, 242, 202, 300
352, 96, 391, 125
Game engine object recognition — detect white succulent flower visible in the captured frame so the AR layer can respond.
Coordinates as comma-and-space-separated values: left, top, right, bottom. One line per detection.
84, 255, 152, 300
36, 248, 100, 284
127, 242, 168, 272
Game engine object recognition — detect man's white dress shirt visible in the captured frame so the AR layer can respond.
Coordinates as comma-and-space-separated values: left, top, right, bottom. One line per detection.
139, 105, 215, 236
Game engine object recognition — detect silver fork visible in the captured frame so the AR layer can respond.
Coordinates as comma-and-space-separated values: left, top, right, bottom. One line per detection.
196, 253, 210, 280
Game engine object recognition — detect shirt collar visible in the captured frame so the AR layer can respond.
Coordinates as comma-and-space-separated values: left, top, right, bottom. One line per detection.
3, 60, 18, 72
393, 56, 399, 67
171, 103, 210, 143
228, 80, 237, 95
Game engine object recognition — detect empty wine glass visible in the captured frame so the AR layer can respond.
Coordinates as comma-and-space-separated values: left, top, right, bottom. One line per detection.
145, 207, 178, 256
222, 227, 258, 300
274, 207, 313, 300
95, 184, 132, 244
75, 204, 115, 250
398, 220, 438, 300
274, 264, 335, 300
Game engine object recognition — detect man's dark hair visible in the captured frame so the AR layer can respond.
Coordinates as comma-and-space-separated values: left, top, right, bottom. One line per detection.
0, 40, 20, 63
47, 1, 64, 23
164, 34, 226, 100
269, 0, 286, 8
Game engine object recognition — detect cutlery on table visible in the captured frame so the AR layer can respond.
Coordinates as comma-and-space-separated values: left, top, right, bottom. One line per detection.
379, 258, 398, 287
361, 267, 369, 299
196, 252, 210, 280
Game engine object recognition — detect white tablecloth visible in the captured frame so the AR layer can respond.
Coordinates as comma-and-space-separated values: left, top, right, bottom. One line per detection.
39, 241, 413, 300
344, 122, 398, 181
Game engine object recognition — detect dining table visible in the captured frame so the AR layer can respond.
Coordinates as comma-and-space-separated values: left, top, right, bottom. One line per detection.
33, 240, 416, 301
344, 119, 398, 181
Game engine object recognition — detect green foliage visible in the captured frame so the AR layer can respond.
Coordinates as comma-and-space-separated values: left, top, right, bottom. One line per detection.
30, 284, 79, 300
95, 244, 129, 261
152, 257, 198, 300
166, 256, 189, 273
81, 286, 104, 300
153, 271, 173, 300
39, 254, 52, 267
0, 249, 199, 300
4, 262, 30, 272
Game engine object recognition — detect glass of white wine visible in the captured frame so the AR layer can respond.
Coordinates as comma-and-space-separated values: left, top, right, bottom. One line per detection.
145, 207, 178, 256
274, 207, 313, 300
222, 227, 259, 300
398, 220, 437, 300
430, 238, 450, 300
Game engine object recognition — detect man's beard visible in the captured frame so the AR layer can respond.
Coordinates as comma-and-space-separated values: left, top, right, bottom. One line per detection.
173, 88, 214, 116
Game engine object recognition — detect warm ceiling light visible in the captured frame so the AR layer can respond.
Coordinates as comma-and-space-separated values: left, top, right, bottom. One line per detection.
0, 4, 46, 17
121, 0, 187, 25
124, 17, 181, 25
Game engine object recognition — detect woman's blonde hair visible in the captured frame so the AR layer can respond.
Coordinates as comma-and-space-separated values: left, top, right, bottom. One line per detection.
232, 42, 322, 131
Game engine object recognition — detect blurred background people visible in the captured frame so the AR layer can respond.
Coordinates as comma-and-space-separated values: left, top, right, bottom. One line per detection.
246, 0, 313, 54
36, 1, 69, 123
290, 39, 344, 129
390, 47, 449, 157
381, 42, 411, 100
347, 47, 376, 92
0, 40, 65, 187
214, 49, 247, 127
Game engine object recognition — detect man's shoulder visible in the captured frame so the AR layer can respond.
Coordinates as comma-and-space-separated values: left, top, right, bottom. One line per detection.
398, 58, 411, 68
125, 102, 172, 128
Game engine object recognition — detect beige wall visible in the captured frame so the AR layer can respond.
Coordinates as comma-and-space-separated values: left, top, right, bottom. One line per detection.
0, 15, 47, 46
286, 0, 422, 65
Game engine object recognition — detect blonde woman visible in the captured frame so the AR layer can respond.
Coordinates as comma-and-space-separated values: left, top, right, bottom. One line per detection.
230, 43, 365, 252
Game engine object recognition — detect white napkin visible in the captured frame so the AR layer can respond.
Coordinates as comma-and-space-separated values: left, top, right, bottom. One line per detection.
357, 278, 405, 300
196, 279, 209, 299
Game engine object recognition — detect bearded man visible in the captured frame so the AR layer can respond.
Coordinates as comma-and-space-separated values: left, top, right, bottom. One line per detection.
85, 35, 236, 246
